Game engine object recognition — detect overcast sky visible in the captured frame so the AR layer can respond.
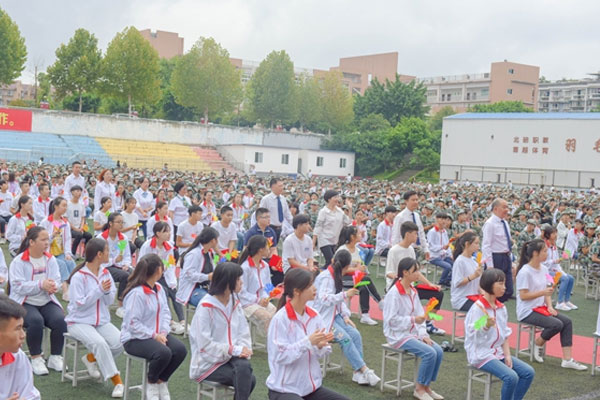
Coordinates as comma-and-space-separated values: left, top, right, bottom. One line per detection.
4, 0, 600, 84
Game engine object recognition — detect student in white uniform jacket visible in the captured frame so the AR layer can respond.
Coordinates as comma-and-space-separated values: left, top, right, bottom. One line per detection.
266, 269, 349, 400
541, 226, 577, 311
189, 262, 256, 399
120, 254, 187, 400
65, 238, 125, 398
0, 247, 7, 294
450, 232, 483, 312
6, 196, 34, 256
465, 269, 534, 400
383, 257, 444, 400
0, 295, 40, 400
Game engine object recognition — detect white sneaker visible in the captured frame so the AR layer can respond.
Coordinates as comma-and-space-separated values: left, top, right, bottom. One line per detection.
0, 237, 6, 244
566, 302, 578, 310
170, 321, 184, 335
146, 383, 160, 400
533, 344, 544, 363
365, 368, 381, 386
115, 307, 125, 318
360, 314, 378, 326
555, 303, 570, 311
47, 355, 64, 372
158, 382, 171, 400
111, 383, 124, 398
561, 358, 588, 371
31, 357, 49, 376
81, 355, 101, 379
352, 370, 369, 385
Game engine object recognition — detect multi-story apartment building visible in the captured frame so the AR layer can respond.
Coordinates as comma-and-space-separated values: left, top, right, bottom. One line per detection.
139, 29, 184, 59
0, 81, 36, 106
538, 76, 600, 112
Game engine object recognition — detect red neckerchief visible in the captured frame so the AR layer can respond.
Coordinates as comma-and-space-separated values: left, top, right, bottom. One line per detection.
248, 256, 265, 269
478, 295, 504, 309
434, 225, 445, 233
385, 219, 393, 226
202, 201, 213, 207
284, 301, 317, 321
150, 237, 172, 251
394, 280, 416, 295
141, 283, 161, 294
47, 214, 67, 223
154, 214, 168, 222
21, 248, 52, 262
0, 352, 15, 366
544, 239, 556, 250
38, 196, 50, 203
15, 212, 34, 220
101, 230, 125, 241
201, 247, 213, 256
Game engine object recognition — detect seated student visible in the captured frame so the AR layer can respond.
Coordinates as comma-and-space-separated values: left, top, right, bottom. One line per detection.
120, 254, 187, 400
65, 238, 124, 398
176, 227, 219, 307
32, 182, 52, 224
121, 197, 144, 255
6, 195, 34, 257
375, 205, 397, 257
282, 214, 316, 274
93, 196, 112, 236
230, 192, 246, 251
139, 222, 185, 335
10, 180, 31, 214
175, 205, 203, 250
190, 262, 256, 399
383, 257, 444, 400
465, 269, 535, 400
244, 207, 280, 281
211, 205, 238, 255
565, 219, 584, 259
311, 250, 380, 387
516, 239, 587, 370
67, 185, 92, 256
40, 197, 76, 300
541, 225, 578, 311
148, 201, 175, 244
0, 179, 15, 244
426, 213, 453, 288
354, 209, 375, 267
97, 213, 132, 319
266, 269, 349, 400
238, 235, 277, 336
451, 231, 483, 312
199, 190, 217, 227
0, 295, 41, 400
8, 227, 67, 376
0, 247, 7, 294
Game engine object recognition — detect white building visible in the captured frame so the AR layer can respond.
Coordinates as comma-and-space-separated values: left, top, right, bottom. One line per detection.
440, 113, 600, 188
538, 78, 600, 112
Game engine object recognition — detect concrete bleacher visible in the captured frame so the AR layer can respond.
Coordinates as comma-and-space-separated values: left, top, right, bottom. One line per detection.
192, 147, 237, 173
0, 130, 74, 164
59, 135, 115, 167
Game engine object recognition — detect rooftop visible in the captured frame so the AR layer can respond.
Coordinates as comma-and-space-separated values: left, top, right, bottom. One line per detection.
445, 112, 600, 120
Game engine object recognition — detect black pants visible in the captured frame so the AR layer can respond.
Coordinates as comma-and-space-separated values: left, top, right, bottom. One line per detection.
158, 277, 184, 321
205, 357, 256, 400
521, 312, 573, 347
128, 238, 145, 256
23, 302, 66, 356
320, 245, 336, 269
0, 215, 10, 234
270, 225, 282, 244
123, 334, 187, 383
140, 220, 148, 240
342, 274, 382, 314
417, 288, 444, 311
107, 265, 131, 301
71, 229, 93, 255
492, 253, 513, 302
459, 299, 475, 312
268, 387, 350, 400
271, 269, 284, 287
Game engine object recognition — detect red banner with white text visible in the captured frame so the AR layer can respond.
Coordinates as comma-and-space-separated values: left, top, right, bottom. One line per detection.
0, 108, 32, 132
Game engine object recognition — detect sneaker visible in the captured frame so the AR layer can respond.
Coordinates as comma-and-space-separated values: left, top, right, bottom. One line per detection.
170, 321, 184, 335
555, 303, 570, 311
365, 369, 381, 386
111, 383, 124, 398
426, 321, 446, 336
115, 307, 125, 318
47, 355, 64, 372
158, 382, 171, 400
566, 302, 578, 310
533, 344, 544, 363
0, 237, 6, 244
413, 390, 434, 400
352, 370, 369, 385
31, 357, 49, 376
561, 358, 588, 371
359, 314, 378, 326
428, 390, 445, 400
146, 383, 160, 400
81, 355, 101, 379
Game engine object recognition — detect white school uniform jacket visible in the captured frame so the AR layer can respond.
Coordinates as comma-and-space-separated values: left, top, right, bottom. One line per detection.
146, 214, 174, 243
0, 247, 7, 294
139, 238, 177, 289
200, 201, 217, 226
120, 283, 171, 343
176, 246, 215, 305
464, 296, 512, 368
541, 242, 563, 275
94, 181, 115, 216
383, 281, 428, 348
97, 231, 132, 269
6, 213, 34, 253
189, 294, 251, 381
33, 196, 52, 224
66, 265, 116, 327
266, 303, 331, 397
0, 349, 41, 400
426, 226, 451, 259
310, 267, 351, 330
133, 188, 155, 222
8, 249, 62, 307
239, 257, 272, 308
40, 214, 73, 257
565, 228, 583, 256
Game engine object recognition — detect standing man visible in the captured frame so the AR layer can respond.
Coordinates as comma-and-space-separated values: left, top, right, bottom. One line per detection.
259, 178, 292, 243
63, 161, 86, 201
391, 190, 430, 260
482, 198, 514, 302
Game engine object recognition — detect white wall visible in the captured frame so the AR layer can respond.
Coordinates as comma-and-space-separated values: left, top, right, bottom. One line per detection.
223, 145, 299, 175
300, 150, 355, 177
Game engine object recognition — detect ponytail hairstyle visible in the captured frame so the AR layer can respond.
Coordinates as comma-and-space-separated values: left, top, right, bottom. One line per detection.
152, 221, 170, 237
102, 212, 122, 232
277, 268, 314, 310
331, 250, 352, 294
517, 238, 546, 275
542, 225, 556, 241
100, 196, 111, 210
337, 225, 358, 248
181, 226, 219, 269
121, 254, 164, 299
237, 235, 267, 266
389, 257, 420, 290
48, 196, 66, 216
67, 238, 108, 284
17, 226, 46, 255
209, 262, 243, 306
16, 195, 31, 214
453, 231, 478, 260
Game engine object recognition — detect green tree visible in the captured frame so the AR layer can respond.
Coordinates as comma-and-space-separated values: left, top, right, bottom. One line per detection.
36, 72, 53, 106
427, 106, 456, 132
151, 57, 196, 121
0, 8, 27, 85
354, 75, 428, 126
47, 29, 102, 112
247, 50, 296, 127
469, 101, 533, 112
62, 92, 101, 113
171, 37, 241, 124
296, 75, 321, 132
357, 113, 391, 132
101, 27, 160, 115
320, 70, 354, 135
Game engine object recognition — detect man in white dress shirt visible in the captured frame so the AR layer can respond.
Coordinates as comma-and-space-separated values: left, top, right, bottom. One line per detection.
259, 178, 292, 243
375, 205, 397, 256
391, 190, 430, 260
63, 161, 87, 201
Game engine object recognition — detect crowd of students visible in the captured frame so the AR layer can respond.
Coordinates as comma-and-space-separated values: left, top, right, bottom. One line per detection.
0, 159, 600, 400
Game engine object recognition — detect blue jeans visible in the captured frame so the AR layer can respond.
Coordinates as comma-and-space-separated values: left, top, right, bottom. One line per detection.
236, 232, 244, 251
332, 314, 366, 371
400, 339, 443, 386
479, 358, 535, 400
360, 247, 375, 267
55, 254, 76, 281
189, 287, 208, 307
429, 257, 453, 285
556, 273, 574, 303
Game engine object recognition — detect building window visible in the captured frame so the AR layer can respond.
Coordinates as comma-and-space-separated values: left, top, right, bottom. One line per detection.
472, 92, 477, 100
507, 89, 513, 95
316, 157, 324, 167
339, 158, 346, 168
447, 94, 451, 101
441, 94, 445, 101
466, 93, 470, 100
254, 152, 263, 163
508, 68, 514, 74
281, 154, 289, 165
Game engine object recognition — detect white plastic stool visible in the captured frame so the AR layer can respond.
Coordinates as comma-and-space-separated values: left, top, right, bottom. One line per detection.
375, 254, 387, 278
184, 303, 196, 338
61, 333, 99, 387
123, 352, 148, 400
466, 364, 501, 400
451, 310, 466, 345
249, 320, 266, 351
380, 343, 418, 396
196, 380, 235, 399
515, 322, 545, 362
320, 348, 345, 378
592, 334, 600, 376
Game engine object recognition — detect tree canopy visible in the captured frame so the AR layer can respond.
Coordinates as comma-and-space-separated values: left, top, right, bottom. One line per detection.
0, 8, 27, 85
469, 100, 533, 112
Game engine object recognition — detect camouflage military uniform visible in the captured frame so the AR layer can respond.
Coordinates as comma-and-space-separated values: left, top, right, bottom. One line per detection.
452, 221, 469, 237
578, 235, 596, 277
517, 229, 537, 255
308, 209, 319, 228
587, 239, 600, 278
